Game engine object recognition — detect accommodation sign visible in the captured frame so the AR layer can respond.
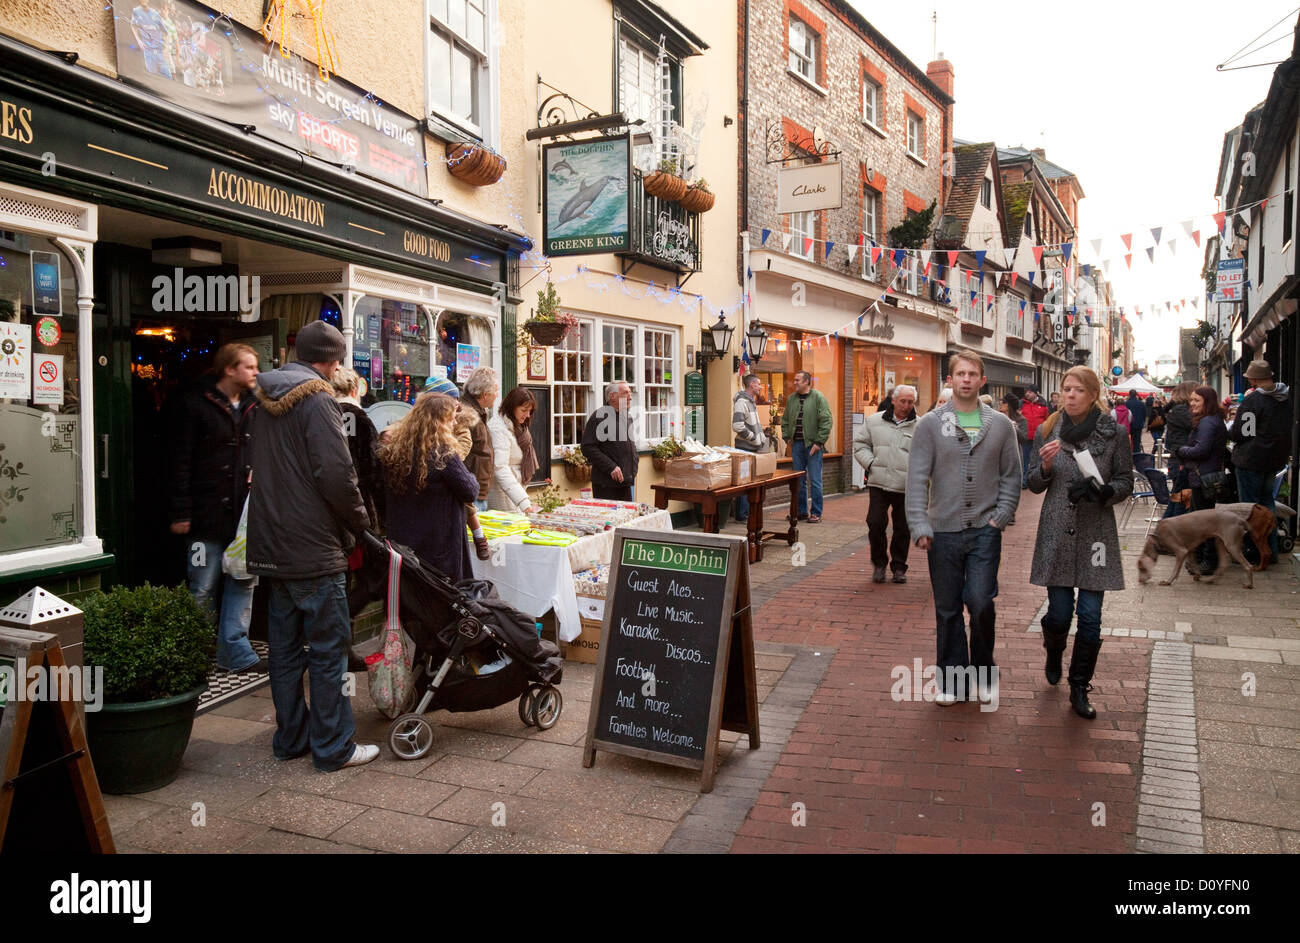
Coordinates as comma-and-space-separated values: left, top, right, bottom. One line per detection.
777, 160, 842, 214
542, 135, 631, 257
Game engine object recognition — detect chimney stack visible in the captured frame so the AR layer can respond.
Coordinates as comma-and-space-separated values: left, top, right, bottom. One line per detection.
1031, 148, 1046, 158
926, 57, 955, 205
926, 57, 954, 97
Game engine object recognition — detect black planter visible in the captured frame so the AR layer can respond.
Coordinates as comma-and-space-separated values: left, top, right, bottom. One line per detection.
524, 321, 568, 346
86, 683, 207, 794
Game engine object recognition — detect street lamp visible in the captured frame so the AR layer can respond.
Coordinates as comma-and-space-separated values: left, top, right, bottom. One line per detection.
698, 312, 734, 365
745, 319, 770, 361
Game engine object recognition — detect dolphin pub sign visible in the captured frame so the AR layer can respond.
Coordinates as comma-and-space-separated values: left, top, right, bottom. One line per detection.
542, 134, 632, 257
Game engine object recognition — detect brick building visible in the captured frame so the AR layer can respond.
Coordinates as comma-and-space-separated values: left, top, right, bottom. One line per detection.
739, 0, 955, 497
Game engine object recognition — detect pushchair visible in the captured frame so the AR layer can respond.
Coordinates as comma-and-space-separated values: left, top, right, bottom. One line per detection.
357, 532, 564, 760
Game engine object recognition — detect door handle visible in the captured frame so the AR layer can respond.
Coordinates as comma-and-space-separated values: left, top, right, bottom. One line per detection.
101, 434, 110, 479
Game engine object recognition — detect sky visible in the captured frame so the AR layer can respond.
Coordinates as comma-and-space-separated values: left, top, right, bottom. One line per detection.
847, 0, 1297, 367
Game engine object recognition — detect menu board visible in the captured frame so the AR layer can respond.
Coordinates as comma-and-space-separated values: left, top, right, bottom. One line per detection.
583, 530, 758, 792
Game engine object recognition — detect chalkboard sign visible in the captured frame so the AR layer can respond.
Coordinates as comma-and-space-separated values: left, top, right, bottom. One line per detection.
583, 529, 758, 792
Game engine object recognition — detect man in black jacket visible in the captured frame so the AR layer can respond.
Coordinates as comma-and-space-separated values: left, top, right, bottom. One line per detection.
1231, 359, 1293, 561
170, 343, 261, 673
581, 380, 638, 500
248, 320, 377, 771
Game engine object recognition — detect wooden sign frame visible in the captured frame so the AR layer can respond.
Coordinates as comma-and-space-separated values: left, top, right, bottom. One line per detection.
0, 628, 115, 853
583, 529, 759, 792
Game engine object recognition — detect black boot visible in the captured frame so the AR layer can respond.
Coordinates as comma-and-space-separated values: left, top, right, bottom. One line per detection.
1067, 637, 1102, 720
1041, 617, 1070, 686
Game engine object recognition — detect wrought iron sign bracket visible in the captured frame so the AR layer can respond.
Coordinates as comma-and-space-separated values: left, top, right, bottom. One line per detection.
764, 118, 840, 164
527, 76, 644, 141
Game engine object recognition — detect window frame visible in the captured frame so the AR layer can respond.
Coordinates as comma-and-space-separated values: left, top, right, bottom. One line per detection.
906, 111, 923, 159
616, 29, 683, 170
426, 0, 500, 148
788, 16, 817, 83
980, 178, 993, 209
789, 209, 816, 260
862, 77, 880, 128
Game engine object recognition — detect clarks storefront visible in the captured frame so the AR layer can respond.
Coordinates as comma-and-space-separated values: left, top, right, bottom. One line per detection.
0, 35, 529, 601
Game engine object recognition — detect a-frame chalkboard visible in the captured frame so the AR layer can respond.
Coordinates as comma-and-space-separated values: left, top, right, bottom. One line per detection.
583, 529, 759, 792
0, 628, 115, 853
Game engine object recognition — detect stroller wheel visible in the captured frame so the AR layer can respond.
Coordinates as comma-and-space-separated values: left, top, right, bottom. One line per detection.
529, 685, 563, 730
388, 713, 435, 760
518, 689, 536, 727
1282, 535, 1295, 553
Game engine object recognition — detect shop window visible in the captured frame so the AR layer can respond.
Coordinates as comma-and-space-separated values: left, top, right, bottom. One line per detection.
853, 344, 935, 416
352, 297, 432, 406
428, 0, 498, 144
750, 328, 843, 454
0, 235, 84, 555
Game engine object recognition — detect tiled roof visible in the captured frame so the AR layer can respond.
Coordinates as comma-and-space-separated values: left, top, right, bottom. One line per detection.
1002, 182, 1034, 243
997, 146, 1077, 182
936, 142, 996, 248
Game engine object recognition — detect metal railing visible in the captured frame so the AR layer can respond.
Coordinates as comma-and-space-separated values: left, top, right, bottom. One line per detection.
623, 172, 702, 275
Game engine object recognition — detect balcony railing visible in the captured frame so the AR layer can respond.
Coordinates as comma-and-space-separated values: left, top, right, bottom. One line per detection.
617, 172, 702, 286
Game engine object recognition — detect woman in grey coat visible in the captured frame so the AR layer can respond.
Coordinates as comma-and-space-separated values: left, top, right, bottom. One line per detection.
1027, 366, 1134, 719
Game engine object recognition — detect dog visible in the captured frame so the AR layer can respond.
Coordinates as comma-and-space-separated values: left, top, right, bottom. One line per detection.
1138, 504, 1275, 589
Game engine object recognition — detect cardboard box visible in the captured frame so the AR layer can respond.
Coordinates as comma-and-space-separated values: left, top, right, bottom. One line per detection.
576, 594, 606, 622
729, 452, 754, 486
664, 454, 732, 490
564, 616, 604, 664
752, 451, 778, 479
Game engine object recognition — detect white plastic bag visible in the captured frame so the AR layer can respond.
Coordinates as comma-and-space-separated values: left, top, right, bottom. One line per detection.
222, 497, 253, 580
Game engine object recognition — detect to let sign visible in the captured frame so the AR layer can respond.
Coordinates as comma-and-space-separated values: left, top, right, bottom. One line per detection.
776, 160, 842, 214
1215, 259, 1244, 303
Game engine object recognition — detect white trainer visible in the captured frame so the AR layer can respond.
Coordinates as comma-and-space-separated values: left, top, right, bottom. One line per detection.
934, 689, 959, 706
341, 743, 379, 768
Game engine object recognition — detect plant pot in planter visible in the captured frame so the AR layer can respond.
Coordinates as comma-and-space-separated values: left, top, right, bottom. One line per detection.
524, 320, 569, 346
447, 142, 507, 186
86, 683, 207, 794
643, 172, 687, 202
564, 463, 591, 484
680, 186, 715, 213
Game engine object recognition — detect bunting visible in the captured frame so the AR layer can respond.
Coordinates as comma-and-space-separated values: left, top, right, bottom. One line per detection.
1150, 227, 1163, 246
761, 228, 771, 247
1121, 233, 1132, 250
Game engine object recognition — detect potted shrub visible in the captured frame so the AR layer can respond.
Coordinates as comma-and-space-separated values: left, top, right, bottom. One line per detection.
643, 158, 688, 202
651, 434, 686, 472
560, 445, 591, 484
524, 281, 580, 346
446, 141, 507, 186
82, 583, 213, 794
680, 178, 715, 214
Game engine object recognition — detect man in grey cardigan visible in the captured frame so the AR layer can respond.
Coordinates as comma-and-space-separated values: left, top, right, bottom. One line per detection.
906, 350, 1022, 704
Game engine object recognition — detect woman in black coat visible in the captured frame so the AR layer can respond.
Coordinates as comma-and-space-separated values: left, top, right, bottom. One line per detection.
1176, 386, 1230, 573
1160, 381, 1196, 520
379, 392, 478, 582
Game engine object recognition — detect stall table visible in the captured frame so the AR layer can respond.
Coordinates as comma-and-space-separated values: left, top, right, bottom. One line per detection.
651, 469, 804, 563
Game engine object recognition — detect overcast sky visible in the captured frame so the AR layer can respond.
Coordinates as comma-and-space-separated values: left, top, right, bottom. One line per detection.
848, 0, 1296, 365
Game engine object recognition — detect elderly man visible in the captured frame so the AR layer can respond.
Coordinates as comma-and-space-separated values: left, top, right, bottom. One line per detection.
582, 380, 638, 500
461, 367, 499, 513
854, 384, 918, 584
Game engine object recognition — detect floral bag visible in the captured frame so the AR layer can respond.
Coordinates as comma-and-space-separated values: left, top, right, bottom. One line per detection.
366, 544, 414, 719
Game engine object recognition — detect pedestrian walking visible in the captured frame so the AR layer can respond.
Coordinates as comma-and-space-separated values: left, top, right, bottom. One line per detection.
1027, 366, 1134, 720
1176, 386, 1230, 574
905, 349, 1022, 704
1126, 390, 1147, 454
1162, 382, 1196, 505
732, 373, 769, 523
380, 393, 479, 583
854, 384, 917, 583
780, 370, 832, 523
247, 320, 377, 770
999, 393, 1028, 524
170, 342, 261, 673
1147, 396, 1166, 450
1230, 359, 1292, 562
1020, 386, 1050, 488
1049, 391, 1062, 413
582, 380, 639, 501
487, 386, 542, 513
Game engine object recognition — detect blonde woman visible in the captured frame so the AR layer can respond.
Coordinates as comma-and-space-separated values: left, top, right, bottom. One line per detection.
378, 393, 478, 581
1027, 366, 1134, 719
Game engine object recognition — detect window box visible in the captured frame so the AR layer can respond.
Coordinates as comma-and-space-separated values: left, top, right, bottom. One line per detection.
643, 170, 688, 202
679, 184, 715, 214
445, 141, 506, 186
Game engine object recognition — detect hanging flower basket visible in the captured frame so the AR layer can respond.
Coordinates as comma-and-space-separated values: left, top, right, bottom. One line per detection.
680, 185, 715, 214
563, 462, 591, 484
446, 142, 507, 186
643, 171, 687, 202
524, 320, 569, 346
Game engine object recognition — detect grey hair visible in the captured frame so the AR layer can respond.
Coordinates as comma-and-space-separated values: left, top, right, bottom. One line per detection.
892, 384, 917, 399
605, 380, 630, 402
463, 366, 500, 399
743, 373, 762, 389
330, 366, 360, 397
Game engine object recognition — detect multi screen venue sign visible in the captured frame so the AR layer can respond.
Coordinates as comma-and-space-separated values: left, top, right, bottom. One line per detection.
111, 0, 427, 197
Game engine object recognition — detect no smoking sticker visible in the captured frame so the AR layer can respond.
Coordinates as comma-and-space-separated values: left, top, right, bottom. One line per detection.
33, 353, 63, 406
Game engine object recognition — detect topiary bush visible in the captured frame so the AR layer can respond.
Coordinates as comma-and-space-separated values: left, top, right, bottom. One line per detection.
82, 584, 214, 703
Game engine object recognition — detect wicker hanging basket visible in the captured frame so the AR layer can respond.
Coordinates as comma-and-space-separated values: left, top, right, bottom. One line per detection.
524, 320, 568, 346
679, 186, 715, 213
563, 463, 591, 484
643, 171, 688, 202
447, 142, 507, 186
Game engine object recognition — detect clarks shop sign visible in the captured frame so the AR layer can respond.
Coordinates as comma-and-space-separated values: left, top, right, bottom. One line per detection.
777, 160, 841, 214
855, 306, 895, 341
111, 0, 426, 197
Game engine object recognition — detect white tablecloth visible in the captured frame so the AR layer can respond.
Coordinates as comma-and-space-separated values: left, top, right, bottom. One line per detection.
470, 510, 672, 642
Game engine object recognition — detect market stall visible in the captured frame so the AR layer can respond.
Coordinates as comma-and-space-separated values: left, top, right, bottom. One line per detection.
468, 500, 672, 644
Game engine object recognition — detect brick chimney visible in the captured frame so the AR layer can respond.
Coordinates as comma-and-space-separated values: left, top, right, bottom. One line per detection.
926, 57, 954, 205
1031, 148, 1046, 158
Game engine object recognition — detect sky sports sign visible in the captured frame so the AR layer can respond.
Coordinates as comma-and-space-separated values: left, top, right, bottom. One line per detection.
111, 0, 426, 197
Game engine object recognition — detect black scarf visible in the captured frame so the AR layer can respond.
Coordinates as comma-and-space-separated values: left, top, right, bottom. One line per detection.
1058, 405, 1100, 445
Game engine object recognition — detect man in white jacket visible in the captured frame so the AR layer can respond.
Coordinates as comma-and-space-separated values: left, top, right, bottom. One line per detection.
853, 384, 917, 584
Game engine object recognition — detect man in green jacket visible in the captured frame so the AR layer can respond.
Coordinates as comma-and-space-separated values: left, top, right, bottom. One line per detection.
781, 370, 833, 522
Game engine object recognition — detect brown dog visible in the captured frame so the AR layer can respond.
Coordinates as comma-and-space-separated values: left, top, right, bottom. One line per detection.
1138, 503, 1275, 589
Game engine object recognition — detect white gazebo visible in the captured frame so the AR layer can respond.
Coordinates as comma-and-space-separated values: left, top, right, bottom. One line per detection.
1109, 373, 1163, 395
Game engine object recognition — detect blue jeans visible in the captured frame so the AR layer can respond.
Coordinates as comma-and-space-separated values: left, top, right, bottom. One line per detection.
927, 526, 1002, 686
791, 440, 823, 517
1046, 586, 1104, 644
735, 492, 749, 520
267, 574, 358, 771
1236, 467, 1279, 558
1021, 441, 1033, 487
187, 539, 258, 671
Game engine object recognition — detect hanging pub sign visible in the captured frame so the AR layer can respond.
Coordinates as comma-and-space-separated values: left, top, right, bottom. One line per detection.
110, 0, 427, 197
542, 134, 631, 257
776, 160, 842, 214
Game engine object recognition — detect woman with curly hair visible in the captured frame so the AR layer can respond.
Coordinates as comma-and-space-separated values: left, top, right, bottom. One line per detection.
378, 392, 479, 581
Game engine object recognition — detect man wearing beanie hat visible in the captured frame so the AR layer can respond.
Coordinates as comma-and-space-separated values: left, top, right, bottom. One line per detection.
247, 318, 378, 770
1230, 358, 1292, 563
423, 375, 460, 398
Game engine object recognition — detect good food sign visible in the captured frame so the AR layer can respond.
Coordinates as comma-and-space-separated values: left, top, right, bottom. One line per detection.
777, 160, 842, 214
